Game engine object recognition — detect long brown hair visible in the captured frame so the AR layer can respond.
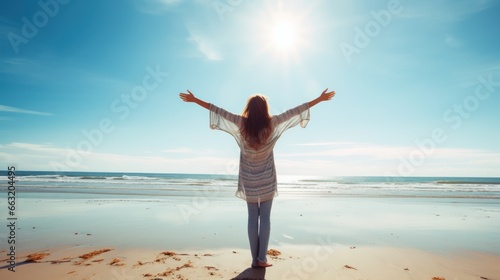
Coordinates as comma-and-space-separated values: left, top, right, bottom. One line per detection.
240, 95, 272, 149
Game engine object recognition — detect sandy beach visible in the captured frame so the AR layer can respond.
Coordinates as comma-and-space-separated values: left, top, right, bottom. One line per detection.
2, 244, 500, 280
1, 193, 500, 279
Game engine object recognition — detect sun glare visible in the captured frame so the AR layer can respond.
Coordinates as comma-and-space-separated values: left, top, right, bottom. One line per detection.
270, 20, 297, 52
252, 4, 312, 61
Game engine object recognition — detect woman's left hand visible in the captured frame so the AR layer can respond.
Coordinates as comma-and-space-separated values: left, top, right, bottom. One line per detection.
319, 88, 335, 101
179, 90, 196, 102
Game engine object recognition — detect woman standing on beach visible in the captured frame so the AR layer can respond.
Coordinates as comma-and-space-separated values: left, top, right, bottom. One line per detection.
179, 89, 335, 268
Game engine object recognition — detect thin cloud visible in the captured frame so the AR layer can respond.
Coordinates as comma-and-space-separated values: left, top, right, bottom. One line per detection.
157, 0, 183, 4
0, 142, 233, 173
7, 142, 51, 150
283, 142, 500, 165
134, 0, 184, 14
161, 147, 217, 154
162, 147, 195, 153
1, 58, 40, 75
276, 143, 500, 177
294, 141, 358, 147
188, 32, 222, 61
0, 105, 51, 116
135, 2, 223, 60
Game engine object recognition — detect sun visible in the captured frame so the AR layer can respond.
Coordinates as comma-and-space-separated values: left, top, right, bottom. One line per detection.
252, 4, 313, 61
270, 20, 298, 52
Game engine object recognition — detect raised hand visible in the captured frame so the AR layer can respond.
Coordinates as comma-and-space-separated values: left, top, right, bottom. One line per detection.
319, 88, 335, 102
308, 88, 336, 108
179, 90, 210, 109
179, 90, 196, 102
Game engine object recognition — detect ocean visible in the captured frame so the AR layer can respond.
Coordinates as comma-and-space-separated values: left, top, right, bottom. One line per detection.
2, 170, 500, 199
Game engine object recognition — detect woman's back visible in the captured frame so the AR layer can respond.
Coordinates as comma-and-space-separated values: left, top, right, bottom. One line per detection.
209, 102, 310, 203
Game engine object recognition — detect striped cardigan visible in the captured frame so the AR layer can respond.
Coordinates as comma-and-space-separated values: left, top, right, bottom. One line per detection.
209, 103, 310, 203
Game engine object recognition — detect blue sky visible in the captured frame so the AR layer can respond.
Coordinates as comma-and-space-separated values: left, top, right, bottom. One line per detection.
1, 0, 499, 177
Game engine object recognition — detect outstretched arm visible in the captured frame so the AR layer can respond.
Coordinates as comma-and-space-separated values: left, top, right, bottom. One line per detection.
179, 90, 210, 110
308, 88, 336, 108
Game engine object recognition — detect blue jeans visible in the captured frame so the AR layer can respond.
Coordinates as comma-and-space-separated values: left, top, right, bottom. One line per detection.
246, 199, 273, 265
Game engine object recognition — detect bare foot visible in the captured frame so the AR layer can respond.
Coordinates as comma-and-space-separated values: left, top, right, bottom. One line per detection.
257, 261, 272, 268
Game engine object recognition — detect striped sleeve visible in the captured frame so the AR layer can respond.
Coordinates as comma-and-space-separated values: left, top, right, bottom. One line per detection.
209, 104, 243, 143
271, 103, 310, 139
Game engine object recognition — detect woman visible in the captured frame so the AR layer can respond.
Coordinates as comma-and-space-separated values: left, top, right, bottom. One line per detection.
179, 88, 335, 268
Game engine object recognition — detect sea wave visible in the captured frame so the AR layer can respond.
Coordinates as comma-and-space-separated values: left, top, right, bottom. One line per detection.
2, 172, 499, 199
436, 180, 500, 185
